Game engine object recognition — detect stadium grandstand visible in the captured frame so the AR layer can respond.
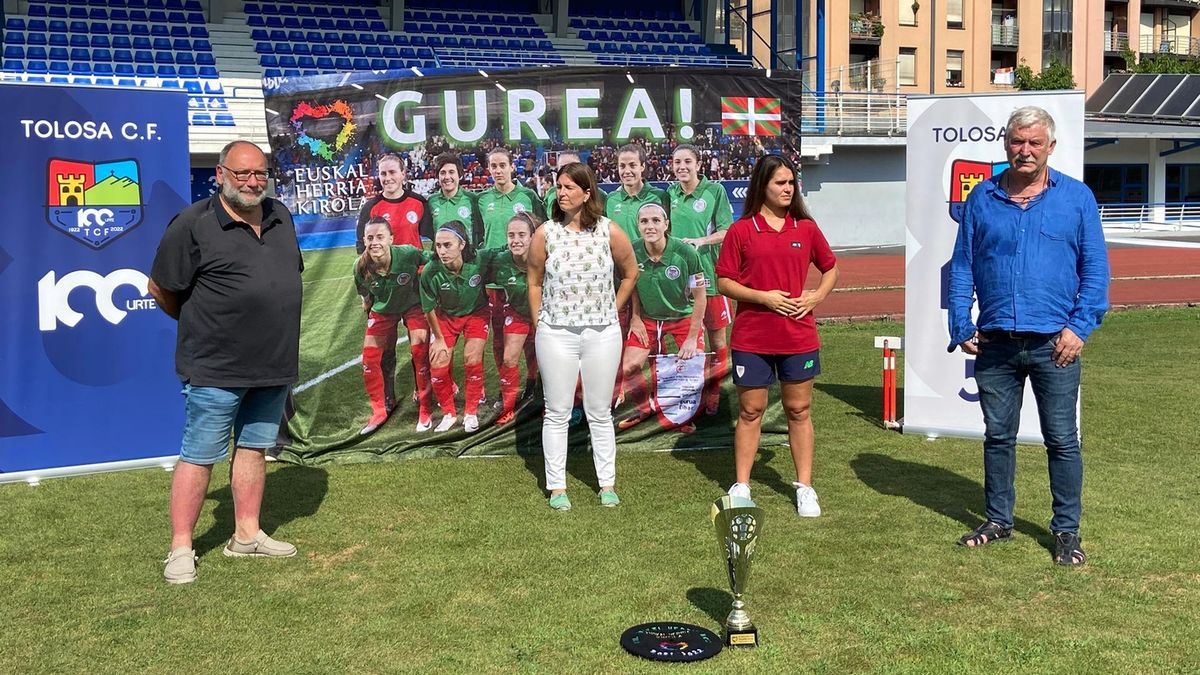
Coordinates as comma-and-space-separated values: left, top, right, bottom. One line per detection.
1, 0, 756, 154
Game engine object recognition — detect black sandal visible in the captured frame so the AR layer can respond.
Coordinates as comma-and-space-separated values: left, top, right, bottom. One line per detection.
1053, 531, 1087, 566
957, 521, 1013, 547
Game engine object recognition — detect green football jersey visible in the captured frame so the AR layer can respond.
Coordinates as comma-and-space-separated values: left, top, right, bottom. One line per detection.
477, 184, 546, 250
666, 176, 734, 296
632, 237, 706, 321
427, 189, 484, 246
419, 248, 499, 317
487, 249, 532, 318
605, 183, 669, 241
354, 245, 428, 315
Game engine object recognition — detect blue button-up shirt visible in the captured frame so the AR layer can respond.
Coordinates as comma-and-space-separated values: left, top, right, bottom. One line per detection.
947, 168, 1110, 351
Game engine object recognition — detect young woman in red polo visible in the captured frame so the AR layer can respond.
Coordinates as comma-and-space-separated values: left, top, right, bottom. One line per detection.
616, 202, 707, 432
419, 220, 498, 434
354, 217, 433, 435
486, 212, 541, 425
714, 154, 839, 518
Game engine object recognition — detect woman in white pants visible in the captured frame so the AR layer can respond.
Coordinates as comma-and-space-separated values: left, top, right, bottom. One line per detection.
528, 162, 639, 510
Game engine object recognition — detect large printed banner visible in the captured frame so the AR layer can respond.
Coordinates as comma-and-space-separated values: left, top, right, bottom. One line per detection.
263, 67, 807, 462
903, 91, 1084, 441
0, 83, 191, 482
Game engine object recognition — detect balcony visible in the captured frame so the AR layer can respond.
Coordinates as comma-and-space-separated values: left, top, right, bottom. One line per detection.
1139, 33, 1200, 58
1104, 31, 1130, 53
991, 24, 1019, 48
849, 13, 884, 42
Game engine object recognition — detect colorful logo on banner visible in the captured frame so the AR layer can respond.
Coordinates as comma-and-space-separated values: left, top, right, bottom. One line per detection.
45, 158, 143, 249
291, 100, 356, 160
947, 159, 1008, 223
720, 97, 782, 136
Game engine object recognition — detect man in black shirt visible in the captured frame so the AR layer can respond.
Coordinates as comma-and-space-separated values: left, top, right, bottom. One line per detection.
149, 140, 304, 584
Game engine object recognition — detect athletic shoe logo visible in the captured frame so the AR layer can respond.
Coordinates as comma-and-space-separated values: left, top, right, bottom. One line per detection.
45, 158, 144, 249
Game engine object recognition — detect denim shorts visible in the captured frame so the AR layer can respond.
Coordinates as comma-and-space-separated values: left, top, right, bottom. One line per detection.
179, 384, 290, 465
731, 350, 821, 387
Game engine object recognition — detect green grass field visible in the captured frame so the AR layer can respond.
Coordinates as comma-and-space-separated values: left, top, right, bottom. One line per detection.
2, 307, 1197, 673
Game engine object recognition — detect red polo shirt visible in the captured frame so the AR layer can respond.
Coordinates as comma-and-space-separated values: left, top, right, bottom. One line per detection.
714, 213, 837, 354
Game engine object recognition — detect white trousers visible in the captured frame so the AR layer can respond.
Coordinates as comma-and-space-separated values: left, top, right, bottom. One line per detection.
535, 323, 623, 491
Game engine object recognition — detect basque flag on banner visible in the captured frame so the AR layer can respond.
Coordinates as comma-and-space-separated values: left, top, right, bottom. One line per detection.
720, 97, 782, 136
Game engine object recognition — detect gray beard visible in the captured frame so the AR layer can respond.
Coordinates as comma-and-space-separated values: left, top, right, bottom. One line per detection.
222, 182, 266, 209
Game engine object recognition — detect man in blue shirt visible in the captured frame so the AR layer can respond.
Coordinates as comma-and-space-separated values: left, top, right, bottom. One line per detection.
947, 106, 1110, 567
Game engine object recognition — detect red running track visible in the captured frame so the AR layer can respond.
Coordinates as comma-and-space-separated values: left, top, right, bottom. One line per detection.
814, 244, 1200, 319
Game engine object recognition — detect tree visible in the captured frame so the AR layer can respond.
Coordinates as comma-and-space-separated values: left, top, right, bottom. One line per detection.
1119, 48, 1200, 74
1014, 59, 1076, 90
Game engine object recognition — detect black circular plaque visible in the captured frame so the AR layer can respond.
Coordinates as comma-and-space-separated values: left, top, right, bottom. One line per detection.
620, 622, 723, 662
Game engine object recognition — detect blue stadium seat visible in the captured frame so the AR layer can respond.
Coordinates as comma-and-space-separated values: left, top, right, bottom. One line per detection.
306, 31, 324, 43
176, 52, 194, 65
27, 60, 49, 73
277, 55, 296, 68
352, 57, 369, 69
91, 35, 111, 48
346, 45, 363, 57
131, 24, 149, 36
298, 56, 316, 68
193, 39, 211, 51
49, 61, 70, 74
177, 64, 197, 77
110, 23, 129, 36
3, 46, 24, 60
199, 66, 218, 79
370, 58, 387, 70
364, 46, 382, 58
378, 34, 395, 45
29, 5, 48, 18
5, 18, 25, 30
196, 53, 214, 65
381, 46, 399, 58
7, 32, 25, 45
334, 57, 351, 70
329, 45, 347, 57
190, 25, 207, 38
260, 54, 278, 67
275, 43, 292, 55
316, 56, 334, 69
343, 32, 359, 44
386, 58, 404, 69
263, 67, 281, 77
294, 44, 310, 56
113, 49, 133, 62
156, 51, 175, 64
49, 46, 69, 60
28, 19, 48, 32
71, 47, 91, 60
312, 45, 329, 56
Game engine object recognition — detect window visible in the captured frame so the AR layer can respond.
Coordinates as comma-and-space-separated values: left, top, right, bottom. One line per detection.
899, 47, 917, 86
1084, 164, 1147, 204
946, 50, 964, 86
1042, 0, 1073, 68
1166, 164, 1200, 203
899, 0, 916, 26
947, 0, 964, 28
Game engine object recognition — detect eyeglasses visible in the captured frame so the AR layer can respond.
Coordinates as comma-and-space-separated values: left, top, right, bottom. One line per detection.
220, 165, 270, 182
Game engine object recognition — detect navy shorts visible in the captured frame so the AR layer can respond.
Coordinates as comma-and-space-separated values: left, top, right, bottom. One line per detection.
731, 350, 821, 387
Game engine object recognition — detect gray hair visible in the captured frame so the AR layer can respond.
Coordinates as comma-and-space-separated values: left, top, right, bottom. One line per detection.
1006, 106, 1056, 143
218, 140, 264, 165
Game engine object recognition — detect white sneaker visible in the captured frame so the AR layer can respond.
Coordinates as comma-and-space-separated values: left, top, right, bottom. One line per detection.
794, 482, 821, 517
434, 415, 457, 432
463, 414, 479, 433
415, 415, 433, 432
728, 482, 751, 500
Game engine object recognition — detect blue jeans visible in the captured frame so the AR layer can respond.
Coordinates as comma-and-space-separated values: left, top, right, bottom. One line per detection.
179, 384, 290, 465
975, 332, 1082, 534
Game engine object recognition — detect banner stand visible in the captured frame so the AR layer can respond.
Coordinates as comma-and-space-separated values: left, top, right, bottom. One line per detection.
0, 456, 178, 486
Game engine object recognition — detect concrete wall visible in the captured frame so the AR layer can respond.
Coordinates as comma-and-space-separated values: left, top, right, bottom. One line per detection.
801, 145, 907, 248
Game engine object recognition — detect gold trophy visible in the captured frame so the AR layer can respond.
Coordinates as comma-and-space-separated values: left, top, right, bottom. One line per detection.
710, 495, 763, 647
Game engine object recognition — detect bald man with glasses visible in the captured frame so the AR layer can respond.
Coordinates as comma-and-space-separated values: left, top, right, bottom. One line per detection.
149, 140, 304, 584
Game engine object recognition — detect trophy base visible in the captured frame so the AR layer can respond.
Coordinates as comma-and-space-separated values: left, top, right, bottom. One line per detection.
724, 626, 759, 648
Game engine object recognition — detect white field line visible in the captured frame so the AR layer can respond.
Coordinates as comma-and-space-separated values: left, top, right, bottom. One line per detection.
294, 335, 409, 394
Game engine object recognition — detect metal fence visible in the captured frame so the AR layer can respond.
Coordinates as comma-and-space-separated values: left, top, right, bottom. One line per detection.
1099, 202, 1200, 233
800, 91, 906, 136
827, 59, 898, 93
1138, 34, 1200, 58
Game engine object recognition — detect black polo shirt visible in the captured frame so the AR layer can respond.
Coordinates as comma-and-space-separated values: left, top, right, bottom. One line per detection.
150, 195, 303, 387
